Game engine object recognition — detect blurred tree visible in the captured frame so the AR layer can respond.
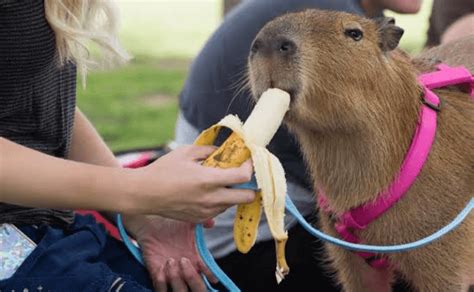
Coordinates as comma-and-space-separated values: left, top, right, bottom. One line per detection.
223, 0, 241, 15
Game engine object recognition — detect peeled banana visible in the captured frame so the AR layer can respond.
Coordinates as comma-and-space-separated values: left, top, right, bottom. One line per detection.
194, 88, 291, 283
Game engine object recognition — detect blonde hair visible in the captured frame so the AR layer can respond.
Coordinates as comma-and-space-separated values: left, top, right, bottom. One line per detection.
44, 0, 130, 83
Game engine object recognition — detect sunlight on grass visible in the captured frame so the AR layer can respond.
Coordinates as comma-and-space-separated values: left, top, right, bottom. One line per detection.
117, 0, 221, 58
77, 57, 185, 151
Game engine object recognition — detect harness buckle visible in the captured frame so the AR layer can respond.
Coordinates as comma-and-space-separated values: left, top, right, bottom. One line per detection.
422, 96, 442, 112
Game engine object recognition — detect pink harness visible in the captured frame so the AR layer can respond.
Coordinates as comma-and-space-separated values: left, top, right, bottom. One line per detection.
318, 64, 474, 269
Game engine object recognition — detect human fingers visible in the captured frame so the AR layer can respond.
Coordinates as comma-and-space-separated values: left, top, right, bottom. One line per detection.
197, 260, 218, 284
182, 145, 217, 161
179, 258, 206, 292
153, 265, 167, 292
165, 258, 188, 292
203, 159, 253, 186
214, 188, 256, 206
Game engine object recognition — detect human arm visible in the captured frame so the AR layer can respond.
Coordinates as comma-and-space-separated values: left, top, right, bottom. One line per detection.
0, 108, 254, 222
0, 136, 136, 212
64, 108, 249, 290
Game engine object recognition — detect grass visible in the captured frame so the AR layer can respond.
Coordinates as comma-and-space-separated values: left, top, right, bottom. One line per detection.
77, 57, 186, 151
79, 0, 434, 151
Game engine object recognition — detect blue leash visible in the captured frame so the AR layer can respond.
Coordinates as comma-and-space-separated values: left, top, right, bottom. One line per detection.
286, 194, 474, 253
117, 179, 473, 291
116, 214, 144, 264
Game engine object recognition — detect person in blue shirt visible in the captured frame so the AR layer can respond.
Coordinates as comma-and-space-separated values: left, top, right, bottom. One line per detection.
175, 0, 422, 290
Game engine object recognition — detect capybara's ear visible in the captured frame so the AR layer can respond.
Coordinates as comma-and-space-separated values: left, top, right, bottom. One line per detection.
375, 17, 404, 52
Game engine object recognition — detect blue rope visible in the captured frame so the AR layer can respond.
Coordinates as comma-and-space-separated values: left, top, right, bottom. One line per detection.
195, 224, 238, 292
192, 182, 259, 291
118, 179, 473, 291
285, 195, 474, 253
116, 214, 144, 265
233, 180, 474, 253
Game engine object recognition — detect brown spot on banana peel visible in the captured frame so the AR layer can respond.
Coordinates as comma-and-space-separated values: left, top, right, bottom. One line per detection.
204, 133, 251, 168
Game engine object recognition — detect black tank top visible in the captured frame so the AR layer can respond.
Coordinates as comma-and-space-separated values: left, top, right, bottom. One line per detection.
0, 0, 75, 227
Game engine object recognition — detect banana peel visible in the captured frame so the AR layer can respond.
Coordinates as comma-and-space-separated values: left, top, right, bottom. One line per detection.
194, 88, 291, 283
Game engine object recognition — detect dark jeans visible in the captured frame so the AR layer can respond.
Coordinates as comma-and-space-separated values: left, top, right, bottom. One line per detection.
213, 220, 412, 292
0, 215, 153, 292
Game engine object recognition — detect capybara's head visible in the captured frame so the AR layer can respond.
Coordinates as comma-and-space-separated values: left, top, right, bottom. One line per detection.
248, 10, 418, 133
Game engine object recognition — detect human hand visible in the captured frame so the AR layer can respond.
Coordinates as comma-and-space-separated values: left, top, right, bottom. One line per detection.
124, 214, 217, 292
128, 145, 254, 223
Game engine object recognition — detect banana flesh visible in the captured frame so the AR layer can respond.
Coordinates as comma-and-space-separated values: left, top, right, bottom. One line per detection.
194, 89, 291, 282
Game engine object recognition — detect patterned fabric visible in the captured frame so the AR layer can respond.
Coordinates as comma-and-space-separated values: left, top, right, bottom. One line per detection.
0, 0, 76, 227
0, 224, 36, 280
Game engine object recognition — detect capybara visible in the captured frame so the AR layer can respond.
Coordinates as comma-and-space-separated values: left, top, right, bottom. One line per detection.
248, 10, 473, 292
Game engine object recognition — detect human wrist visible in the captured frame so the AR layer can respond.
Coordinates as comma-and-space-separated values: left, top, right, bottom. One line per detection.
120, 213, 153, 239
115, 167, 167, 216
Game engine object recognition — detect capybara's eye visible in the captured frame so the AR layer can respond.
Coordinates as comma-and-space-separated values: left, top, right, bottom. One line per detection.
345, 28, 363, 41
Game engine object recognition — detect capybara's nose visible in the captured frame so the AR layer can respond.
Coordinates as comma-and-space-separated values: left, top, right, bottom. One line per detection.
251, 37, 297, 57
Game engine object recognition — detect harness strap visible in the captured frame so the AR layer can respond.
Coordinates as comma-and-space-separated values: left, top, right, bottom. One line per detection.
419, 64, 474, 97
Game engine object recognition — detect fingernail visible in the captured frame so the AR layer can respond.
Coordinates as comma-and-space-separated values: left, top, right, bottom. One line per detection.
248, 194, 256, 203
180, 258, 189, 265
167, 258, 175, 266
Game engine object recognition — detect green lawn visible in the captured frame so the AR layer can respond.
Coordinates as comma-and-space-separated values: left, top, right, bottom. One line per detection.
79, 0, 434, 151
77, 57, 186, 151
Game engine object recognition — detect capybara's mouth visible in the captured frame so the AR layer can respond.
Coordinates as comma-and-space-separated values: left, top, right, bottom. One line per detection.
250, 84, 299, 108
286, 88, 298, 103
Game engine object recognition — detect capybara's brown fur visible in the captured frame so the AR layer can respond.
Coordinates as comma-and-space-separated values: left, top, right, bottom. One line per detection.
248, 10, 473, 292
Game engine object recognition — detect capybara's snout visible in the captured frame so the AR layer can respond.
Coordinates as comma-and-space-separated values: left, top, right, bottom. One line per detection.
250, 36, 297, 58
248, 18, 302, 101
